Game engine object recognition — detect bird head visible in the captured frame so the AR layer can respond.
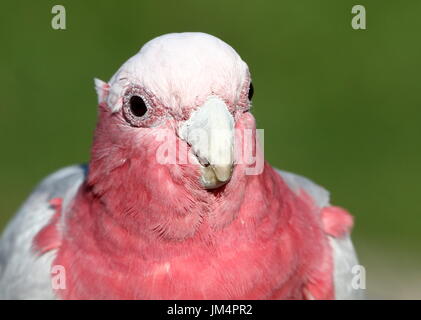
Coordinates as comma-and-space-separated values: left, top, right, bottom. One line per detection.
90, 32, 259, 195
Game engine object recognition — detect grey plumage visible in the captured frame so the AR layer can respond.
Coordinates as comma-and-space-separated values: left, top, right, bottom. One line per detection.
277, 169, 364, 299
0, 165, 86, 299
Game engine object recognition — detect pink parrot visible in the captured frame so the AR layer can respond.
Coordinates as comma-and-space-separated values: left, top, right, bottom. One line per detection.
0, 32, 363, 300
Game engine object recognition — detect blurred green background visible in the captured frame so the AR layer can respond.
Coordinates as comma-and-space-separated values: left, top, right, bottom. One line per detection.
1, 1, 420, 298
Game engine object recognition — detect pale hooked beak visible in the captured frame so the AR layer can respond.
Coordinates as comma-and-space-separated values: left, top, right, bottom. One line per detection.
179, 96, 234, 189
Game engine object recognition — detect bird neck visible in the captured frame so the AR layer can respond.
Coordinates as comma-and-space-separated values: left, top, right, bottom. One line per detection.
65, 159, 289, 260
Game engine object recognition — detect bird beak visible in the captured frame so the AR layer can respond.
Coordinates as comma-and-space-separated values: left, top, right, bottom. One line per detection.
179, 96, 235, 189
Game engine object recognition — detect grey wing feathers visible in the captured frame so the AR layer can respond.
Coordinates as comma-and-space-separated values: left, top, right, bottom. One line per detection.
275, 169, 364, 300
329, 236, 364, 299
276, 169, 330, 208
0, 165, 86, 299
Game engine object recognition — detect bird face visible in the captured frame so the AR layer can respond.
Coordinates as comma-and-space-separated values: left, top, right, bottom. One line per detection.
94, 32, 255, 190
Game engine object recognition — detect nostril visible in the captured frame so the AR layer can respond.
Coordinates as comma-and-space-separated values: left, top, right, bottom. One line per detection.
193, 150, 210, 167
184, 140, 210, 167
197, 155, 210, 167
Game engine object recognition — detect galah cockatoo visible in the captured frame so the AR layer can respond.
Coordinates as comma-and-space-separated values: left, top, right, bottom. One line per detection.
0, 32, 362, 300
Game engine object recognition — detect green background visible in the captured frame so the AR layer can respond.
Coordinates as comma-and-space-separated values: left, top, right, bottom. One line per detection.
1, 1, 420, 298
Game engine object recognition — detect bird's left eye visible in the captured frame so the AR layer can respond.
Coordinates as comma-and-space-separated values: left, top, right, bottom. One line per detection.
248, 82, 254, 101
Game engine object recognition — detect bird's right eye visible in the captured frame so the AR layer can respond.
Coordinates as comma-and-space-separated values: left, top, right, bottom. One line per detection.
122, 85, 167, 127
129, 95, 148, 117
123, 91, 152, 127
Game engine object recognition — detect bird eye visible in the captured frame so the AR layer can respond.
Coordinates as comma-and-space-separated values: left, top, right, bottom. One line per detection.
248, 82, 254, 101
129, 95, 148, 117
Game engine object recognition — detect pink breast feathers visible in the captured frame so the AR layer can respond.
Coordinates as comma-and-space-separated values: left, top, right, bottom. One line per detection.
321, 206, 354, 238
